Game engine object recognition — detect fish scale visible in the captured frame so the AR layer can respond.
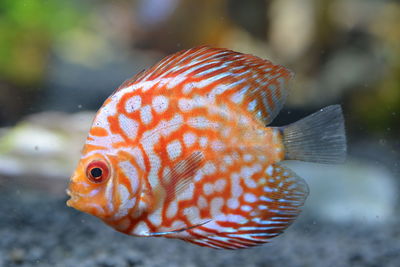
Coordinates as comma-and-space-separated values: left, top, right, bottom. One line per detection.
67, 46, 346, 249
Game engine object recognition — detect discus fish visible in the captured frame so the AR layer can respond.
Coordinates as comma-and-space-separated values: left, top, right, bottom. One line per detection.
67, 46, 346, 249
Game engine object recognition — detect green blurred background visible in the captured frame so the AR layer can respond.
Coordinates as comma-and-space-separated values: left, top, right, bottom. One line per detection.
0, 1, 399, 266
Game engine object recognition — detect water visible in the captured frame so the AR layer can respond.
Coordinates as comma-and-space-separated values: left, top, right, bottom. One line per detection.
0, 0, 399, 266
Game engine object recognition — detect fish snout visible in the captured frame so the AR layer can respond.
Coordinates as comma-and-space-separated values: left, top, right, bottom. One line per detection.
66, 188, 80, 208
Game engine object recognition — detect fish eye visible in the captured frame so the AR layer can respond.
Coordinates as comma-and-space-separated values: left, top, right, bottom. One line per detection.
86, 160, 110, 184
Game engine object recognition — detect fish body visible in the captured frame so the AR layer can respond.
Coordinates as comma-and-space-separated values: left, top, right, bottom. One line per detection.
67, 46, 346, 249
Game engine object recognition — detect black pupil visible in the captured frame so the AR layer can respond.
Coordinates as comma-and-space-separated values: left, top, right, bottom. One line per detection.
90, 168, 103, 178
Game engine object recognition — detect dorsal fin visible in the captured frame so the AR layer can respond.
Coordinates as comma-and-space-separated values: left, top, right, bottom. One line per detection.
115, 69, 146, 92
115, 46, 293, 125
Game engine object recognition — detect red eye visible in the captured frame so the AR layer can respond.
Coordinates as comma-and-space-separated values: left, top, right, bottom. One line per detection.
86, 160, 110, 184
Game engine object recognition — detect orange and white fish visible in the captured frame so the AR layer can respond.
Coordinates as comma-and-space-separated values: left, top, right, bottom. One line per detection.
67, 46, 346, 249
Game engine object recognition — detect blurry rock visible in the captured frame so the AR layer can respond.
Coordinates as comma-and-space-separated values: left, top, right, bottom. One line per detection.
269, 0, 315, 61
287, 33, 385, 107
136, 0, 180, 28
8, 248, 25, 265
41, 49, 156, 113
0, 112, 95, 194
318, 46, 384, 95
291, 44, 384, 106
226, 0, 268, 39
41, 13, 160, 114
219, 27, 273, 61
370, 2, 400, 46
285, 158, 396, 224
330, 0, 383, 31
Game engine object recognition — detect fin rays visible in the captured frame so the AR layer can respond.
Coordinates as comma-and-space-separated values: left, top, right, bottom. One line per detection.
114, 46, 293, 125
183, 164, 309, 249
281, 105, 347, 163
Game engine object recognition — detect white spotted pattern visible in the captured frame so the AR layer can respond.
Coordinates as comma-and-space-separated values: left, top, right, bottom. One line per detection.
199, 136, 208, 148
241, 205, 252, 212
114, 184, 136, 219
188, 116, 217, 129
244, 193, 257, 203
203, 183, 214, 196
140, 105, 153, 125
210, 197, 224, 218
197, 196, 208, 209
80, 46, 297, 249
203, 162, 216, 175
125, 95, 142, 113
184, 206, 200, 224
118, 114, 139, 140
248, 99, 257, 111
265, 165, 274, 176
167, 140, 182, 161
133, 221, 150, 236
105, 177, 114, 212
227, 198, 239, 209
152, 95, 169, 113
148, 207, 162, 227
166, 200, 178, 219
183, 132, 197, 147
214, 179, 226, 192
178, 98, 195, 112
118, 160, 139, 194
231, 173, 243, 198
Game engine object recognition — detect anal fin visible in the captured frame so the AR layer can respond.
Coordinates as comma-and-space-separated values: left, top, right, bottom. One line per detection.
145, 220, 211, 237
184, 163, 309, 249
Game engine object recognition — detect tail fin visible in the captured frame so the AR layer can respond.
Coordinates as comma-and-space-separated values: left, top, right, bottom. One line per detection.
280, 105, 346, 163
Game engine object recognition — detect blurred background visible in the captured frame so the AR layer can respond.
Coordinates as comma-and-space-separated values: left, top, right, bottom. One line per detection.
0, 0, 399, 266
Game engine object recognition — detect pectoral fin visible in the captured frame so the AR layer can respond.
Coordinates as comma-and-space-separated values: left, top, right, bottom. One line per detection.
147, 151, 210, 235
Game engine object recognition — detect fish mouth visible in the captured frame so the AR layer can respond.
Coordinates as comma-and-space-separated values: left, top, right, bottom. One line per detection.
65, 188, 109, 219
66, 187, 85, 209
66, 173, 85, 208
66, 188, 72, 198
66, 189, 78, 208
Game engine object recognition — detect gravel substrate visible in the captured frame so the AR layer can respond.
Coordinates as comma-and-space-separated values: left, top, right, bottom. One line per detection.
1, 183, 399, 267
